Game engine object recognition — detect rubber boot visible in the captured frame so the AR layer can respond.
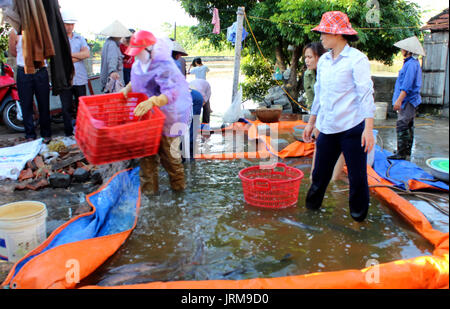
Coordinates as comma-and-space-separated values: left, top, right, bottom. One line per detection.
405, 126, 414, 159
139, 155, 159, 196
305, 183, 327, 210
159, 136, 186, 192
387, 129, 409, 160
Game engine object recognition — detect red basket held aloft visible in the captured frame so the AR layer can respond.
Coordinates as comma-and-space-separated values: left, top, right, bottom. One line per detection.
239, 163, 304, 209
75, 93, 165, 165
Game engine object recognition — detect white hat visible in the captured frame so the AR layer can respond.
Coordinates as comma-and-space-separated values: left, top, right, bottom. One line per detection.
99, 20, 132, 38
394, 36, 426, 56
61, 10, 77, 24
172, 41, 188, 56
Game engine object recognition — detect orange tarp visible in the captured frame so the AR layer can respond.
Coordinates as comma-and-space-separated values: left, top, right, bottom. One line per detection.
195, 120, 315, 160
1, 169, 142, 289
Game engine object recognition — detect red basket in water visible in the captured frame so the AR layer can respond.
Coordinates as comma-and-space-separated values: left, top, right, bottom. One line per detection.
75, 93, 166, 165
239, 163, 304, 209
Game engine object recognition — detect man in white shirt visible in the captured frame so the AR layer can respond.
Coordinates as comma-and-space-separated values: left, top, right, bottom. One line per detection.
59, 10, 90, 136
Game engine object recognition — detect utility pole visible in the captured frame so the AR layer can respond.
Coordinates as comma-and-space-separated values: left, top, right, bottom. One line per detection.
174, 22, 177, 41
232, 7, 245, 103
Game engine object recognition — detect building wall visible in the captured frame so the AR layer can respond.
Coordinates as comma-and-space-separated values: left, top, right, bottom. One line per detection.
421, 31, 449, 111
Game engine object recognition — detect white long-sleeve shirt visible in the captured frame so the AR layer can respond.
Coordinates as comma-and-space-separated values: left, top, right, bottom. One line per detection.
311, 44, 375, 134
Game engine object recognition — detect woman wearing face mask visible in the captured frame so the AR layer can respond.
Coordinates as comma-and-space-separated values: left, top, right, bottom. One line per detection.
121, 30, 193, 196
302, 11, 376, 222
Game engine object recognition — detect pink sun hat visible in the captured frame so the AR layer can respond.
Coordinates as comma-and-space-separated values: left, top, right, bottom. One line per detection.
312, 11, 359, 36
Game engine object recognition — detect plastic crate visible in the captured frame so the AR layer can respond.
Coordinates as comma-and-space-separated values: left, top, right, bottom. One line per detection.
75, 93, 165, 165
239, 163, 304, 209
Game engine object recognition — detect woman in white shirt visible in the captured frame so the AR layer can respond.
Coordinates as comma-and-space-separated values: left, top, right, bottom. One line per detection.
188, 58, 210, 80
303, 11, 375, 222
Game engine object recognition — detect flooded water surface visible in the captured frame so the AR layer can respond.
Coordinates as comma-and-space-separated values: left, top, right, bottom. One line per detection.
80, 150, 434, 287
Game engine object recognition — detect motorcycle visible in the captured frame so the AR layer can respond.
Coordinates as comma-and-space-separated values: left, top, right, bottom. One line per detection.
0, 62, 66, 133
0, 62, 24, 132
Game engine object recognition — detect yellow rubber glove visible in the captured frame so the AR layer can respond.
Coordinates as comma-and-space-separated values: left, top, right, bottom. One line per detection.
120, 83, 133, 99
133, 94, 168, 117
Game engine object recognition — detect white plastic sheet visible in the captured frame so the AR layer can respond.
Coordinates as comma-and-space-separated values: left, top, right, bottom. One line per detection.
0, 139, 43, 181
223, 87, 244, 124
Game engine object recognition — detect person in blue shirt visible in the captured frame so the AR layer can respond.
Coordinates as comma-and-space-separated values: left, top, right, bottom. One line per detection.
186, 89, 204, 161
303, 11, 376, 223
388, 36, 425, 161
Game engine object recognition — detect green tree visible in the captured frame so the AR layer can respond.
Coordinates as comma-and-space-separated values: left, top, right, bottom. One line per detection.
161, 22, 233, 56
0, 24, 11, 63
177, 0, 421, 102
87, 39, 104, 57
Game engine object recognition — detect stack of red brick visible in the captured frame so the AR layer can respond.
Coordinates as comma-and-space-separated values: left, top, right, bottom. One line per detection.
15, 144, 96, 191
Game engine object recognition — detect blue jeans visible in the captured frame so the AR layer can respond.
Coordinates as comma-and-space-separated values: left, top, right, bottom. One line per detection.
306, 121, 369, 222
16, 67, 51, 139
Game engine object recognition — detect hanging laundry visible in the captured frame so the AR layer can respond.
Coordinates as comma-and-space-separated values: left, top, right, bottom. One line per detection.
41, 0, 75, 95
226, 21, 249, 45
15, 0, 55, 74
211, 7, 220, 34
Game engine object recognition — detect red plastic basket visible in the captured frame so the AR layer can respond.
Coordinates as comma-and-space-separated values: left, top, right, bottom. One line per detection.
75, 93, 166, 165
239, 163, 304, 209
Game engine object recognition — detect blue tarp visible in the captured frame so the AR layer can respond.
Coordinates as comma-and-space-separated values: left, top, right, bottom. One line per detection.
10, 168, 140, 280
373, 146, 449, 191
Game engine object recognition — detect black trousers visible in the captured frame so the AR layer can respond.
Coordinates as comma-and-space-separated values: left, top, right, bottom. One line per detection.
306, 121, 370, 222
59, 85, 86, 136
123, 67, 131, 86
16, 66, 52, 139
202, 100, 211, 124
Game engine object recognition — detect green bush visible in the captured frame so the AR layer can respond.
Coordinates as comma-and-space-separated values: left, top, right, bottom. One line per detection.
240, 53, 277, 101
0, 24, 11, 63
87, 40, 104, 57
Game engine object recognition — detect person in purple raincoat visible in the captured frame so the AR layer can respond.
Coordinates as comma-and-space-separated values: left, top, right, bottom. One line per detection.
121, 30, 193, 196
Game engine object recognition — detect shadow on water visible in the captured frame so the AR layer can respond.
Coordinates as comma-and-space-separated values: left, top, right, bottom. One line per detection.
80, 147, 435, 286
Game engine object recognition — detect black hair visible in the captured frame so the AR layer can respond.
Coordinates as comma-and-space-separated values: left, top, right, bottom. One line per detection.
303, 42, 327, 58
343, 34, 359, 42
172, 51, 181, 60
192, 57, 202, 66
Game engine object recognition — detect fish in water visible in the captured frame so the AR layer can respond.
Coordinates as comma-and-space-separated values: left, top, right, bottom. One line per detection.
254, 254, 294, 274
108, 262, 161, 274
326, 222, 361, 238
279, 218, 322, 232
98, 271, 143, 286
98, 262, 175, 286
191, 237, 206, 265
222, 268, 247, 278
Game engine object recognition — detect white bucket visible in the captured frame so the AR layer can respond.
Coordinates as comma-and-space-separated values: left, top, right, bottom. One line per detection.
375, 102, 388, 120
367, 130, 378, 167
0, 201, 47, 263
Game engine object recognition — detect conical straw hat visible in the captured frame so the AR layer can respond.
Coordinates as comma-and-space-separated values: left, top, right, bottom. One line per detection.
99, 20, 132, 38
172, 41, 188, 56
394, 36, 426, 56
